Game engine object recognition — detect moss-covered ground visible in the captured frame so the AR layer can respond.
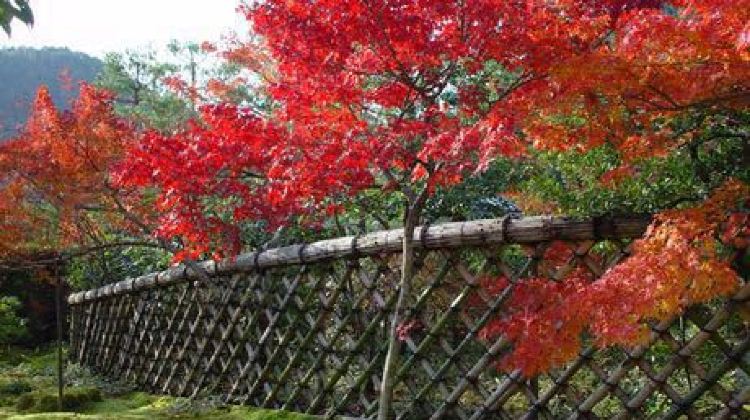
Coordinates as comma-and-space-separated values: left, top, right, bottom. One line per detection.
0, 347, 317, 420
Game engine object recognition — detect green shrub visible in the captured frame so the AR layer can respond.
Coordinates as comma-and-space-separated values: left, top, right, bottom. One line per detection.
0, 296, 28, 345
14, 386, 102, 412
0, 379, 32, 395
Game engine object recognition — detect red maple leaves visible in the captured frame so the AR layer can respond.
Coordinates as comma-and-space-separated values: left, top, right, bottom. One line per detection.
480, 180, 748, 377
114, 102, 375, 258
127, 0, 642, 253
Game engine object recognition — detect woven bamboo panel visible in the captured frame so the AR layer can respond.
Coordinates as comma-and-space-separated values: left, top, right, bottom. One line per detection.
68, 217, 750, 419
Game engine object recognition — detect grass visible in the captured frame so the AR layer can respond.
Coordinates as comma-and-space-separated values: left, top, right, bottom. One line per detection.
0, 346, 317, 420
0, 398, 316, 419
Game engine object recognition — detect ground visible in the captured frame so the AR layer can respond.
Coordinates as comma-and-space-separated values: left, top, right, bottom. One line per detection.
0, 346, 316, 420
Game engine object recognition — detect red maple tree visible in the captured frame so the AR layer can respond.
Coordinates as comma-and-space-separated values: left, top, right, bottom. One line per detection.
112, 1, 750, 415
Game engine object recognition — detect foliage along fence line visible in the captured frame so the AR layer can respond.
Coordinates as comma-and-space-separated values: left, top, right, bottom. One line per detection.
67, 215, 750, 419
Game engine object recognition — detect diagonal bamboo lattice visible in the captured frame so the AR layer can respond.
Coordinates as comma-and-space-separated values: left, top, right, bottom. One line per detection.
68, 216, 750, 419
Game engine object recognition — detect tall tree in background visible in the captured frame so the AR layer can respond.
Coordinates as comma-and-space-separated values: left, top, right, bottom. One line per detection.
95, 48, 194, 133
0, 40, 257, 285
96, 41, 257, 133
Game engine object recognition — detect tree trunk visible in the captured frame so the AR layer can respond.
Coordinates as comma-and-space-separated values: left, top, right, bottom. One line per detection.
55, 268, 64, 411
378, 205, 421, 419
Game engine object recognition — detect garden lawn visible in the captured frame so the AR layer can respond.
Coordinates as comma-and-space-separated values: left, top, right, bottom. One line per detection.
0, 347, 316, 420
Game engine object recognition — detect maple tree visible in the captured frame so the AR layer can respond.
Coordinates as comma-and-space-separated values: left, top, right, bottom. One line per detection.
0, 84, 159, 266
480, 0, 750, 377
116, 4, 580, 414
0, 46, 269, 285
107, 1, 749, 415
119, 0, 750, 251
480, 180, 748, 376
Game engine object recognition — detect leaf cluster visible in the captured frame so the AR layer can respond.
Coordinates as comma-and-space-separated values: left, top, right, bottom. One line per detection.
0, 0, 31, 36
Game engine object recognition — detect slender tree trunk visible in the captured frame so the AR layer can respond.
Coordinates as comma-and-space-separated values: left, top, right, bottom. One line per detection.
55, 265, 64, 411
378, 203, 422, 419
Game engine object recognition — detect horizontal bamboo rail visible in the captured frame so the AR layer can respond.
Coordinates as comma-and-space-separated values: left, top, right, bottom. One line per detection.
68, 215, 650, 305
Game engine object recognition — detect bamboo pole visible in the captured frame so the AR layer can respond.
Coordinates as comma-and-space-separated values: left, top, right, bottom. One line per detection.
68, 215, 651, 305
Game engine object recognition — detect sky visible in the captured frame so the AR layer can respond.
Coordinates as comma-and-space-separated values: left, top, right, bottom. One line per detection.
1, 0, 247, 57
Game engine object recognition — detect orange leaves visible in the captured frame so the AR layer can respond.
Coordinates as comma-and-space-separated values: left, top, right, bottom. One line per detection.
114, 1, 748, 265
127, 0, 750, 261
599, 164, 635, 187
242, 0, 595, 182
114, 101, 378, 258
722, 212, 750, 249
582, 182, 745, 346
503, 190, 560, 215
518, 1, 750, 162
480, 180, 748, 377
0, 84, 139, 258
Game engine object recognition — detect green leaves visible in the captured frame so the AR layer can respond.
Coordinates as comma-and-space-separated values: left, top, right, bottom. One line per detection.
0, 0, 33, 36
0, 296, 28, 344
518, 146, 713, 216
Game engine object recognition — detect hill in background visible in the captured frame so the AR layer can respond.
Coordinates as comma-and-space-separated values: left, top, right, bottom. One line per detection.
0, 47, 102, 139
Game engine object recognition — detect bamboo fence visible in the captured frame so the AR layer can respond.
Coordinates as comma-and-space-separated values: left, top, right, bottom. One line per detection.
68, 215, 750, 419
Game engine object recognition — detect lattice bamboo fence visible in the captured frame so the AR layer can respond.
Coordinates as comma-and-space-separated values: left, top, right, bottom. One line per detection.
68, 216, 750, 419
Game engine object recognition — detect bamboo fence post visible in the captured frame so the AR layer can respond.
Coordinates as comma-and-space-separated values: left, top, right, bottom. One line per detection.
55, 262, 64, 411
